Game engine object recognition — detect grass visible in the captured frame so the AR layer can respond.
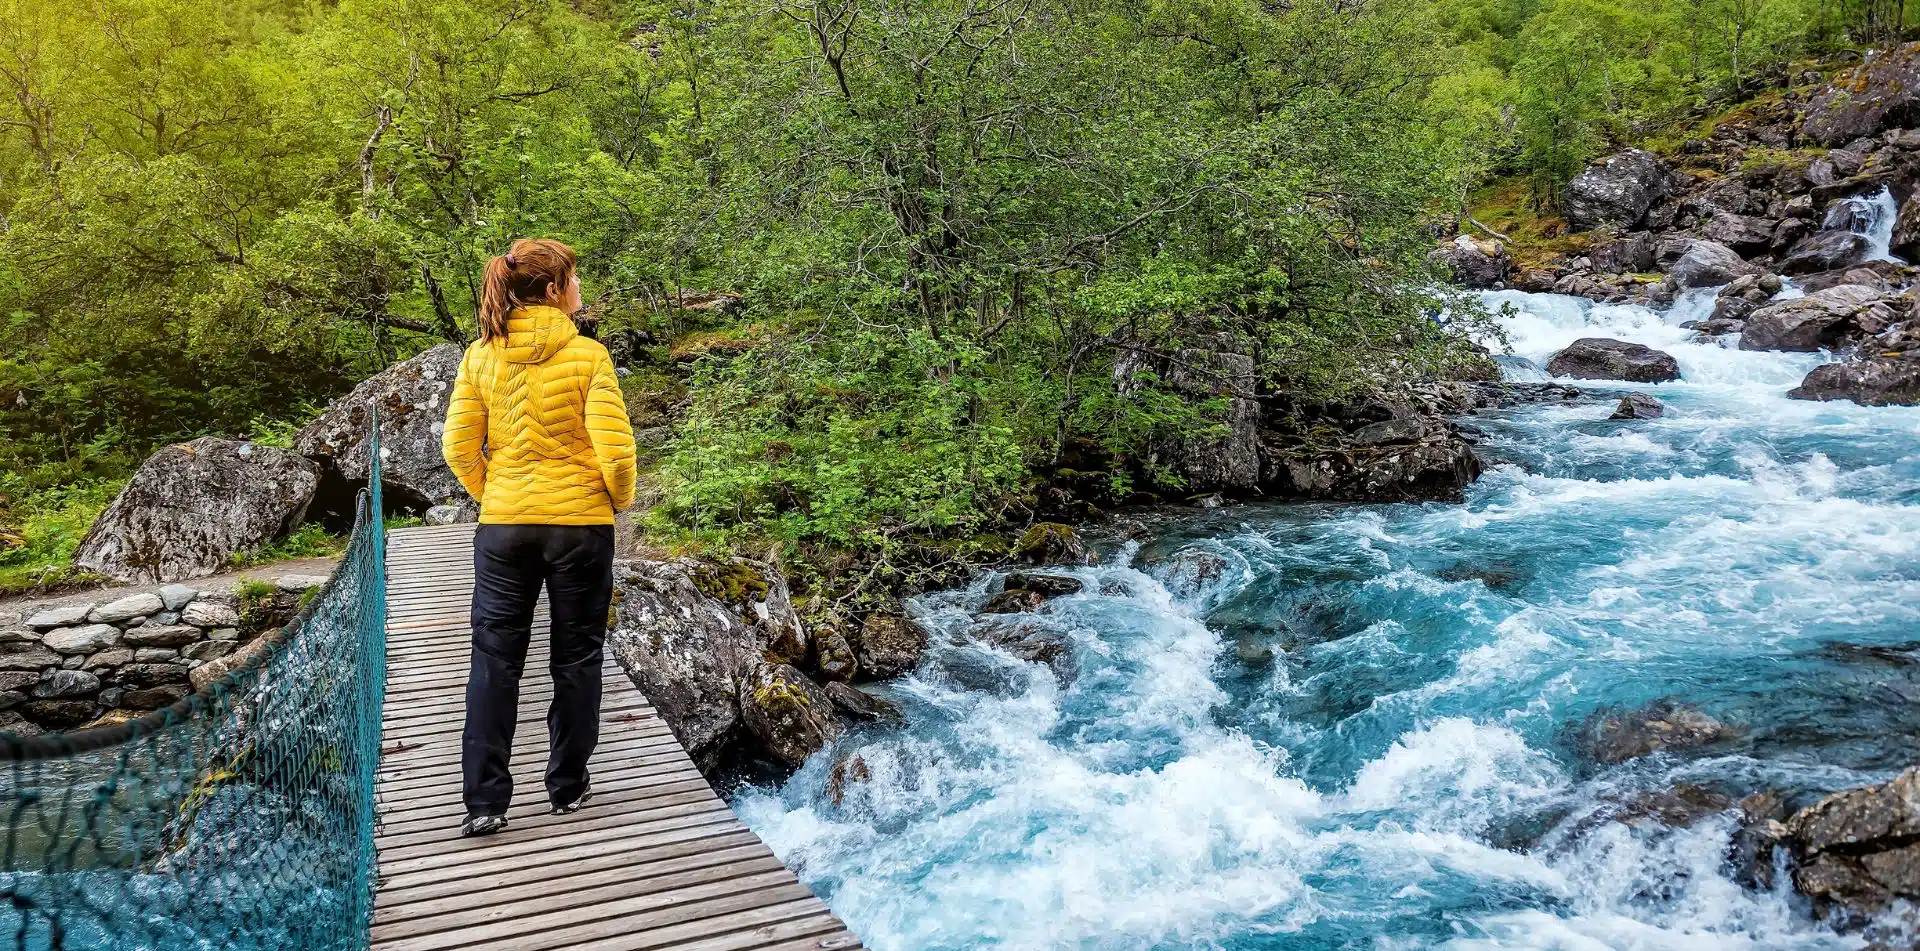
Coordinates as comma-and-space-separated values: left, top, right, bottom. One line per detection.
1467, 179, 1600, 272
0, 480, 123, 596
226, 522, 347, 569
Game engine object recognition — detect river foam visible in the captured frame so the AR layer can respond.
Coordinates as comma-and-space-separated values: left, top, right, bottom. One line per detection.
735, 290, 1920, 949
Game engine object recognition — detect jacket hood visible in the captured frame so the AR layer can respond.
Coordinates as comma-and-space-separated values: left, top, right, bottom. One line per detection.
494, 306, 579, 364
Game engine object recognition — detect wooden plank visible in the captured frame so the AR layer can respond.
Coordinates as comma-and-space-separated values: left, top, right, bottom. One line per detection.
374, 524, 860, 951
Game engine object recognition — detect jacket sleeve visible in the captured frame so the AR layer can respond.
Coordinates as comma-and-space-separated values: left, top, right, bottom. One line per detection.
585, 348, 638, 510
441, 348, 490, 504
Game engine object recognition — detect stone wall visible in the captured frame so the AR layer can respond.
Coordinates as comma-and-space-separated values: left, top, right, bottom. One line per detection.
0, 572, 326, 734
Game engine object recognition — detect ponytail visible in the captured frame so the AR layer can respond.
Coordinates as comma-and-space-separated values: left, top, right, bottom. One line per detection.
476, 238, 579, 342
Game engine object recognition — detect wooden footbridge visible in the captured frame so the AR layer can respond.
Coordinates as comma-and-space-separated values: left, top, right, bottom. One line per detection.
373, 523, 863, 951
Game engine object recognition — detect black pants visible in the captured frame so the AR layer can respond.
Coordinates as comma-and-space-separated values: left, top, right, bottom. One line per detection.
462, 524, 615, 816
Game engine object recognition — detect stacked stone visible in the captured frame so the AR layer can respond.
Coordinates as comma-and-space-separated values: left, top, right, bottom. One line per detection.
0, 574, 322, 734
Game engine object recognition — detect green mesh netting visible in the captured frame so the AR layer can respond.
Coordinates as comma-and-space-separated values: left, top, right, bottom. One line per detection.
0, 435, 387, 951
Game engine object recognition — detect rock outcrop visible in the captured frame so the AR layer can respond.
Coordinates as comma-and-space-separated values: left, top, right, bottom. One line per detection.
1790, 352, 1920, 405
1429, 234, 1512, 288
1166, 346, 1262, 492
1546, 338, 1682, 382
1782, 766, 1920, 918
71, 439, 320, 584
1801, 42, 1920, 146
608, 555, 844, 771
1740, 285, 1906, 352
294, 343, 468, 511
1666, 239, 1761, 289
1610, 393, 1666, 419
1572, 700, 1737, 765
1564, 149, 1678, 232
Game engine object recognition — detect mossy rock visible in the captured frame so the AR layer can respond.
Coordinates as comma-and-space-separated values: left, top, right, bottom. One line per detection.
1014, 522, 1090, 566
693, 560, 770, 605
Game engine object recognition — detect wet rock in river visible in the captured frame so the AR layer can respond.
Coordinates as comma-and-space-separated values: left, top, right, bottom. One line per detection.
822, 681, 903, 723
1546, 338, 1682, 383
1015, 523, 1094, 566
1790, 353, 1920, 407
739, 661, 842, 768
1610, 393, 1667, 419
980, 588, 1050, 615
1783, 767, 1920, 919
1574, 699, 1738, 765
853, 612, 929, 681
1003, 573, 1083, 597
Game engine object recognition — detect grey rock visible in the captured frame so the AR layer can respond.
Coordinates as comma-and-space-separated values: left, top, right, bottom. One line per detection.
116, 663, 190, 688
84, 649, 133, 669
120, 624, 199, 648
1667, 240, 1760, 290
1350, 416, 1429, 446
1781, 230, 1872, 274
132, 648, 178, 662
1802, 43, 1920, 145
157, 584, 199, 612
87, 593, 163, 624
208, 627, 240, 641
423, 502, 478, 526
1610, 393, 1666, 419
294, 343, 470, 510
0, 628, 37, 645
42, 624, 120, 655
854, 613, 929, 681
1565, 149, 1677, 232
821, 681, 903, 723
1593, 232, 1657, 274
1004, 573, 1084, 597
97, 687, 124, 708
1574, 699, 1736, 765
180, 640, 235, 662
1546, 338, 1682, 383
26, 604, 93, 630
1429, 234, 1511, 288
607, 556, 813, 770
1146, 547, 1231, 600
32, 669, 100, 699
148, 611, 179, 626
0, 710, 43, 736
0, 672, 39, 694
1790, 353, 1920, 406
1740, 285, 1904, 352
975, 620, 1076, 682
276, 574, 328, 592
738, 661, 841, 768
0, 643, 62, 671
71, 438, 321, 584
59, 655, 83, 670
180, 601, 240, 628
980, 589, 1049, 615
814, 631, 858, 683
1702, 213, 1775, 253
1014, 523, 1093, 566
1168, 347, 1261, 492
1783, 767, 1920, 915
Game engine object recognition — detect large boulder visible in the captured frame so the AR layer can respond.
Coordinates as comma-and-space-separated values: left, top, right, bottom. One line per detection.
1593, 232, 1658, 274
1780, 230, 1872, 275
1702, 213, 1777, 254
738, 661, 842, 767
1564, 149, 1678, 232
853, 612, 930, 680
1546, 338, 1682, 382
1429, 234, 1512, 288
1740, 285, 1905, 352
1783, 766, 1920, 917
1666, 240, 1761, 290
1801, 43, 1920, 146
607, 555, 822, 771
294, 343, 467, 511
1572, 700, 1736, 765
1259, 422, 1483, 503
72, 439, 320, 584
1789, 353, 1920, 406
1168, 346, 1262, 492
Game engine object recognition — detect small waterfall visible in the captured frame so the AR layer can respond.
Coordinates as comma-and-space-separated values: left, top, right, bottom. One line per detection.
1829, 186, 1903, 263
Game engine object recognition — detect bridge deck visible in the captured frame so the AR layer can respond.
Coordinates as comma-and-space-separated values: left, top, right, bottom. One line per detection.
374, 524, 861, 951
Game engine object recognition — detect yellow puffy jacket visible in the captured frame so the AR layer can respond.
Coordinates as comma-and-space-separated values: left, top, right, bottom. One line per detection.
441, 306, 637, 524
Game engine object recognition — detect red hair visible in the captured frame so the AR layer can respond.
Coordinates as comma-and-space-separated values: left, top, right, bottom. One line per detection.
477, 238, 578, 341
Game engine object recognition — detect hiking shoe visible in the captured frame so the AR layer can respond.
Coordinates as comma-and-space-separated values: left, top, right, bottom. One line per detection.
552, 781, 594, 815
460, 813, 509, 837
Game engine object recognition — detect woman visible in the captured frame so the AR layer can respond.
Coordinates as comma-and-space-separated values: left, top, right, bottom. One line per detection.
441, 238, 637, 836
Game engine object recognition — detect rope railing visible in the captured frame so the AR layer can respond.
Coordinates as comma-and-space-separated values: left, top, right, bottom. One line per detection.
0, 429, 388, 951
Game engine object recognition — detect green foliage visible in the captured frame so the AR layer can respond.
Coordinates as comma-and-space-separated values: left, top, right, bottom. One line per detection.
227, 523, 346, 569
0, 480, 121, 595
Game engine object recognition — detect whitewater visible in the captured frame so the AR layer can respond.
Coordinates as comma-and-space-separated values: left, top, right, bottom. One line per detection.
734, 287, 1920, 949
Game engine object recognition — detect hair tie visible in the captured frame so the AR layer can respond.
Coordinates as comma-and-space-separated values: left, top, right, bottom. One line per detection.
504, 253, 518, 268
